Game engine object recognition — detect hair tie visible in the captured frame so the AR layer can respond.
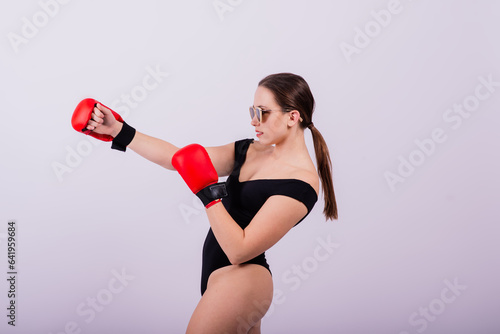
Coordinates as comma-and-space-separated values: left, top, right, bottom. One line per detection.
308, 122, 314, 129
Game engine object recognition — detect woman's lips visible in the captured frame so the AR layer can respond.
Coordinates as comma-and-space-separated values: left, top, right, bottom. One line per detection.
256, 130, 263, 137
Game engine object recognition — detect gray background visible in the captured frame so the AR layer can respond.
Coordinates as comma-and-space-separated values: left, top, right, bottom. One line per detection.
1, 0, 499, 333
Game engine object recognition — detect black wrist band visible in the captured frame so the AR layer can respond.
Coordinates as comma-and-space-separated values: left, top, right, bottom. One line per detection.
111, 121, 136, 152
196, 182, 228, 207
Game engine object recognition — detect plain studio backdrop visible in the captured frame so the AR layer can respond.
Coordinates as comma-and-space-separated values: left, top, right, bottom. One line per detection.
1, 1, 499, 333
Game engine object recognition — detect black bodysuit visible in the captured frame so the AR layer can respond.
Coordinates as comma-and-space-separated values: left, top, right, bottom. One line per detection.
200, 138, 318, 295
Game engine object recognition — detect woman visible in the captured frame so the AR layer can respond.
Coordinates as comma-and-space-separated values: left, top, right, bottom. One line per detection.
79, 72, 338, 333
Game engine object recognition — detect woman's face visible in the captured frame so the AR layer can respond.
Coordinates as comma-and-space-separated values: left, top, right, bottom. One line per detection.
251, 86, 289, 145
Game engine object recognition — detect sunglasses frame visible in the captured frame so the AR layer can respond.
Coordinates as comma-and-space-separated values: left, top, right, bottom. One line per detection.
249, 106, 303, 123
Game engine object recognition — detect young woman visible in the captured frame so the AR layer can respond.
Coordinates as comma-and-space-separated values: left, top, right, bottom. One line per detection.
77, 72, 338, 333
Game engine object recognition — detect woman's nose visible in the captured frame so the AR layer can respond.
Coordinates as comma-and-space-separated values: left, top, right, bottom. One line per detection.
250, 114, 259, 126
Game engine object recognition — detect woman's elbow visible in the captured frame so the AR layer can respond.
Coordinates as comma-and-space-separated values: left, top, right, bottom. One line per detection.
227, 253, 243, 265
227, 249, 255, 265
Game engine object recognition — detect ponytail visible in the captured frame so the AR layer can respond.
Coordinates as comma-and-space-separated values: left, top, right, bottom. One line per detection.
309, 124, 338, 220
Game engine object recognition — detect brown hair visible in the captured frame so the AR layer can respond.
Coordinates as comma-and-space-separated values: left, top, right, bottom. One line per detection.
259, 73, 338, 220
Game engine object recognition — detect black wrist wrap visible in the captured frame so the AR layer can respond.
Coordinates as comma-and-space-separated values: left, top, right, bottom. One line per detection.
111, 122, 136, 152
196, 182, 228, 207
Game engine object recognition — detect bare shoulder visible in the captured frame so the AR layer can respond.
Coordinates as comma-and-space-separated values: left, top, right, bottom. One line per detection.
293, 166, 320, 196
205, 142, 236, 177
285, 147, 320, 195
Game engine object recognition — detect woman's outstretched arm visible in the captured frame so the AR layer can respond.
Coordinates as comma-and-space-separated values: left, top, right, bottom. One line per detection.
87, 103, 179, 170
127, 131, 179, 170
87, 103, 235, 174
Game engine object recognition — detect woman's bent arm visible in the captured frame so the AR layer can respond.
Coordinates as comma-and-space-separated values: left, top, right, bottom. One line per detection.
205, 196, 308, 265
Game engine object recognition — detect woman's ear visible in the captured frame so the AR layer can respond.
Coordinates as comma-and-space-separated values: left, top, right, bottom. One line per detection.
288, 110, 302, 127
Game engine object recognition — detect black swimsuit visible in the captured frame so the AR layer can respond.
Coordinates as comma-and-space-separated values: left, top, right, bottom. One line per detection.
200, 138, 318, 295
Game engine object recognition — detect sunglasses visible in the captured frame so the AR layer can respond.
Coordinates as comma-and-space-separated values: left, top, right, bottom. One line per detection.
249, 106, 303, 123
249, 106, 275, 122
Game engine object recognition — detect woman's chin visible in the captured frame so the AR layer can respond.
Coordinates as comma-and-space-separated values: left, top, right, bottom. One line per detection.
255, 137, 275, 147
255, 134, 266, 144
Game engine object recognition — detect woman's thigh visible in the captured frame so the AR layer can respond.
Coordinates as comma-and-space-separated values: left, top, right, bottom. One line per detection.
186, 264, 273, 334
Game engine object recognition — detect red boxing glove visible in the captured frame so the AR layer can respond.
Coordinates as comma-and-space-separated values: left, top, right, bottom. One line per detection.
71, 98, 124, 142
172, 144, 228, 208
